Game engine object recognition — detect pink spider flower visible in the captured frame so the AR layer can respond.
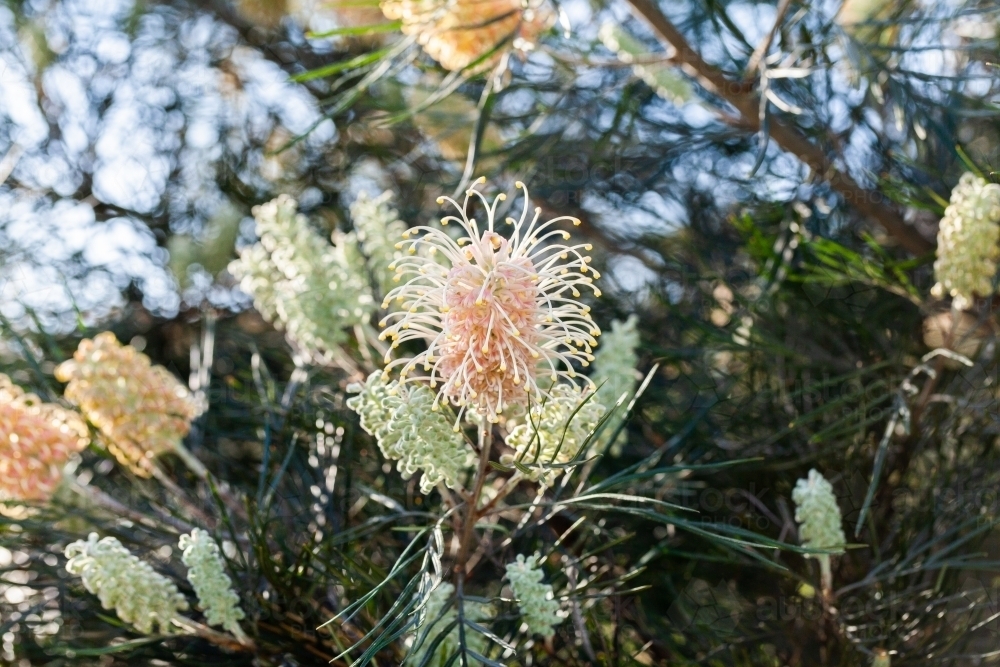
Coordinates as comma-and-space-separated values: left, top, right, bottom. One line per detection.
379, 178, 601, 425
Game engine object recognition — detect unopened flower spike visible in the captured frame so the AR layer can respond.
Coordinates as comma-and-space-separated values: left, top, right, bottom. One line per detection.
228, 195, 375, 357
179, 529, 247, 640
349, 190, 409, 296
379, 179, 601, 425
347, 372, 474, 493
0, 374, 89, 502
65, 533, 188, 635
591, 315, 641, 457
56, 332, 201, 477
931, 172, 1000, 310
505, 553, 563, 638
502, 384, 606, 485
792, 469, 846, 596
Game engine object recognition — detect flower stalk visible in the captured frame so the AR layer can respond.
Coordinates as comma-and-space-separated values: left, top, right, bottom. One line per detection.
454, 421, 493, 579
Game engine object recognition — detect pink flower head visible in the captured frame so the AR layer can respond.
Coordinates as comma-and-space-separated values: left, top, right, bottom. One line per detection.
379, 179, 601, 425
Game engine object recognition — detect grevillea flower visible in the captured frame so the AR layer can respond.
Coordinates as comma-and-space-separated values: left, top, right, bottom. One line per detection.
379, 179, 601, 425
931, 172, 1000, 310
55, 332, 202, 476
65, 533, 188, 635
505, 553, 562, 638
0, 374, 88, 502
179, 529, 246, 638
347, 372, 473, 493
406, 582, 491, 665
792, 469, 845, 593
501, 384, 605, 485
381, 0, 555, 73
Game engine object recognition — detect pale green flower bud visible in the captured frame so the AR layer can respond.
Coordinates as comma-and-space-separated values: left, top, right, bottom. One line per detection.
591, 315, 641, 456
931, 172, 1000, 309
347, 372, 474, 494
406, 582, 492, 666
179, 529, 246, 638
229, 195, 375, 355
792, 469, 846, 593
65, 533, 188, 635
505, 553, 562, 639
502, 384, 606, 485
349, 190, 407, 295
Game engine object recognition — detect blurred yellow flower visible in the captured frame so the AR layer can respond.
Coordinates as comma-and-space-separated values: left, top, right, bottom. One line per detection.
381, 0, 554, 72
0, 375, 89, 502
56, 332, 201, 476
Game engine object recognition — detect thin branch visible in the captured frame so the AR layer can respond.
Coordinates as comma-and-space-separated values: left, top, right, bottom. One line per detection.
69, 480, 196, 534
172, 616, 256, 652
625, 0, 934, 255
744, 0, 795, 81
454, 424, 493, 577
149, 464, 216, 526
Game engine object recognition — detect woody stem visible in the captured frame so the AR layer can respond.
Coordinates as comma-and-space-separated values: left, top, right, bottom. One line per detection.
455, 422, 493, 578
819, 554, 833, 597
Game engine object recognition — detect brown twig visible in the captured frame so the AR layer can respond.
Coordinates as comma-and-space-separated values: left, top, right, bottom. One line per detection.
451, 425, 493, 666
454, 426, 493, 577
625, 0, 934, 256
173, 616, 256, 652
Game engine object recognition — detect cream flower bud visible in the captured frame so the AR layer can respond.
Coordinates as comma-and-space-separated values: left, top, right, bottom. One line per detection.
792, 469, 846, 593
502, 384, 605, 485
349, 191, 408, 295
55, 333, 200, 477
505, 553, 562, 638
592, 316, 640, 407
65, 533, 188, 635
347, 371, 474, 494
591, 315, 641, 456
931, 172, 1000, 309
179, 529, 246, 638
228, 195, 375, 356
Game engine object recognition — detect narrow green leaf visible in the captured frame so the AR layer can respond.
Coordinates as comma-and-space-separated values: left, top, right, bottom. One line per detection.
292, 48, 392, 82
307, 21, 402, 38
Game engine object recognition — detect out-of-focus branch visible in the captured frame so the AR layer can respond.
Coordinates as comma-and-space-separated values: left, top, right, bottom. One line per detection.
744, 0, 794, 79
70, 480, 196, 534
186, 0, 350, 83
173, 616, 255, 651
625, 0, 934, 256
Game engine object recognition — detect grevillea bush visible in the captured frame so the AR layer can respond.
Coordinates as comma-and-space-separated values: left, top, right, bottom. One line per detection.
3, 0, 1000, 663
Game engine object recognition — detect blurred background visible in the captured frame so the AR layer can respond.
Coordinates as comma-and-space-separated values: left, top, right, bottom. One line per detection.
3, 0, 994, 334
